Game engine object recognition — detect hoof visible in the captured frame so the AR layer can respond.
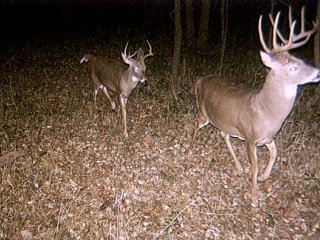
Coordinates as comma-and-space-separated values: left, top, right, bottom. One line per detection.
111, 102, 116, 110
235, 164, 244, 173
250, 194, 259, 208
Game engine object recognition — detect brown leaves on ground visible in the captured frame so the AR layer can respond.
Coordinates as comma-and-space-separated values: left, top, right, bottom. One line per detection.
0, 38, 319, 239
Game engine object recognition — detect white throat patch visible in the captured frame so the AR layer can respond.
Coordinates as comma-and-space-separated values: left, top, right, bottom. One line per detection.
132, 76, 140, 82
284, 84, 297, 99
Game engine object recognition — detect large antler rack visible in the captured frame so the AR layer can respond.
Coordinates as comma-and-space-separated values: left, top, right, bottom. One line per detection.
258, 6, 318, 54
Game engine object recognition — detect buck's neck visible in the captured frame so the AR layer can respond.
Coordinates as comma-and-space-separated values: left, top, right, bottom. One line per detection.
120, 67, 140, 96
257, 71, 297, 122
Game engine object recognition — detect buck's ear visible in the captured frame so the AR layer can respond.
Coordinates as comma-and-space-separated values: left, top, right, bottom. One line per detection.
137, 48, 144, 61
260, 51, 276, 68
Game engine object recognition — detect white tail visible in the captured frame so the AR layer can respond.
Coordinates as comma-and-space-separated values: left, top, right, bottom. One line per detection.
189, 7, 319, 206
81, 41, 153, 137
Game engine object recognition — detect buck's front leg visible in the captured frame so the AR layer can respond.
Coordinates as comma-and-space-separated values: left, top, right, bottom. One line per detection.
258, 140, 277, 182
220, 132, 243, 172
120, 95, 128, 138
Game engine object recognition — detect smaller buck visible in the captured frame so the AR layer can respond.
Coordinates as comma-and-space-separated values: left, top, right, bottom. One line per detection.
81, 41, 153, 137
189, 7, 319, 206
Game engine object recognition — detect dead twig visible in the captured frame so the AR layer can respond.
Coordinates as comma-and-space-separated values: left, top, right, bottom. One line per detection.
0, 150, 27, 167
153, 199, 197, 239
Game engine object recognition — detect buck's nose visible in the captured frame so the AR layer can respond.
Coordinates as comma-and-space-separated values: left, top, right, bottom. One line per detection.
142, 80, 148, 86
140, 77, 147, 85
315, 70, 320, 82
139, 72, 147, 84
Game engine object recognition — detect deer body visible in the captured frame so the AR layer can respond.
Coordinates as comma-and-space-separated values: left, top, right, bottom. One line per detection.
81, 41, 153, 137
195, 77, 285, 144
190, 7, 319, 206
84, 55, 139, 98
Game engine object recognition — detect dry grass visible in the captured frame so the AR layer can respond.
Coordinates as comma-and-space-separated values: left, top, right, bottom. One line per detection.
0, 36, 319, 240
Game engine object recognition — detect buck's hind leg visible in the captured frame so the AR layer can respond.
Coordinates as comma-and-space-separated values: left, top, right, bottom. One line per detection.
220, 132, 243, 172
90, 71, 115, 110
90, 73, 100, 109
101, 86, 116, 110
93, 88, 99, 109
188, 107, 209, 155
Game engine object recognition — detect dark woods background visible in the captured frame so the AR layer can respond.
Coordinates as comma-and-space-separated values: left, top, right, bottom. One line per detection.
0, 0, 318, 46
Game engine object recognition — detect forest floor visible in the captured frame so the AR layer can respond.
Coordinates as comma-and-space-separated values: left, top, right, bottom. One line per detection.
0, 33, 319, 239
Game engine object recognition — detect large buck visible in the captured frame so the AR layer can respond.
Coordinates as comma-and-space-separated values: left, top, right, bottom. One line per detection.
189, 7, 319, 206
81, 41, 153, 137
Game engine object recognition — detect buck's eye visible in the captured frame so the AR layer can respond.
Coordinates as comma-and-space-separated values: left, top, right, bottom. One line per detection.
134, 67, 139, 73
289, 66, 298, 72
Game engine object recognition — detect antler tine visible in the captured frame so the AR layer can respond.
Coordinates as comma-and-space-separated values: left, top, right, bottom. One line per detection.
300, 6, 305, 33
272, 12, 282, 50
284, 21, 297, 50
123, 42, 137, 59
313, 20, 319, 31
289, 6, 293, 28
258, 15, 271, 54
143, 40, 154, 59
128, 51, 138, 58
123, 42, 129, 57
269, 12, 287, 44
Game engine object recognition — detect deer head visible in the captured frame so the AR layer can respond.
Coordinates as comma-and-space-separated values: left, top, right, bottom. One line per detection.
121, 40, 154, 84
259, 7, 319, 88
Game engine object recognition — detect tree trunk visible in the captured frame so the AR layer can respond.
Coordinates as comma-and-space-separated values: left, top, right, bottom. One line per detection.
306, 1, 320, 109
219, 0, 228, 77
185, 0, 195, 48
172, 0, 182, 79
314, 0, 320, 68
197, 0, 211, 49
